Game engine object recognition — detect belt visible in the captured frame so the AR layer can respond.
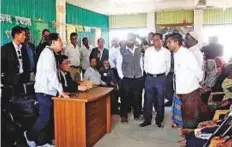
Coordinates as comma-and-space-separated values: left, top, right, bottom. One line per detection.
147, 73, 165, 78
70, 66, 80, 69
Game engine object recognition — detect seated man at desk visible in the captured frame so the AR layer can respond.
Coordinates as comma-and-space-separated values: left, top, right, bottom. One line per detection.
59, 55, 87, 93
99, 60, 118, 87
99, 60, 120, 114
84, 57, 106, 86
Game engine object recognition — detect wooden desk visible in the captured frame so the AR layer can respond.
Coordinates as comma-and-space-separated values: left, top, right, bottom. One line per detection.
53, 87, 113, 147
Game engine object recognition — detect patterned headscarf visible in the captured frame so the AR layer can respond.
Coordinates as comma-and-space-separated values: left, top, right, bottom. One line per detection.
204, 59, 218, 88
215, 56, 226, 73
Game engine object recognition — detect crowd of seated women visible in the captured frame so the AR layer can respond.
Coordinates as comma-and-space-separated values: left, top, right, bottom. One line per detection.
179, 59, 232, 147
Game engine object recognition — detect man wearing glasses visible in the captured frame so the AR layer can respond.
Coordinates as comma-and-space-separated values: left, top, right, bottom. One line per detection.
64, 32, 81, 81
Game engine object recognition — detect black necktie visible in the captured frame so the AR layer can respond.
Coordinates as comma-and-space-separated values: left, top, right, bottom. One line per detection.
170, 52, 174, 72
53, 52, 61, 82
171, 52, 176, 95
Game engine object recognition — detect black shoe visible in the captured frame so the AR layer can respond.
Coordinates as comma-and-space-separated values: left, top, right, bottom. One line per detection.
165, 100, 172, 107
156, 123, 164, 128
139, 121, 151, 127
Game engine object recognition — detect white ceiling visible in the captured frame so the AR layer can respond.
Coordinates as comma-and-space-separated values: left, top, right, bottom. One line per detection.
67, 0, 232, 15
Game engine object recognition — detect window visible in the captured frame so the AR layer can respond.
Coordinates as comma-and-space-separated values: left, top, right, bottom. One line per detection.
203, 25, 232, 62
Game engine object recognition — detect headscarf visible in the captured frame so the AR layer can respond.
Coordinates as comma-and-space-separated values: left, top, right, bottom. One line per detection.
215, 56, 226, 73
204, 59, 218, 88
189, 31, 199, 41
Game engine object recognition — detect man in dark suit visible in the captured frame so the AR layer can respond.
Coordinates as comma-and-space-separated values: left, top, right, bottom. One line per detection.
59, 55, 78, 93
1, 26, 30, 86
89, 38, 109, 70
1, 26, 31, 108
59, 55, 88, 93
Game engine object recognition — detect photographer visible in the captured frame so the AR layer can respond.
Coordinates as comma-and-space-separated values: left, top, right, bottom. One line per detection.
36, 29, 50, 60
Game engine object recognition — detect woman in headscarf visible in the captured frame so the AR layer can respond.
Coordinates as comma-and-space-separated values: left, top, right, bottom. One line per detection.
212, 57, 227, 92
201, 57, 227, 104
202, 59, 218, 89
215, 57, 226, 73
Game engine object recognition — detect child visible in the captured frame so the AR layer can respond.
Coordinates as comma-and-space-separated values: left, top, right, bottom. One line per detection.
222, 64, 232, 101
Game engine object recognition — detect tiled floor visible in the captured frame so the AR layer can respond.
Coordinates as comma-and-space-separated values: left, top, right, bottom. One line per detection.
95, 108, 180, 147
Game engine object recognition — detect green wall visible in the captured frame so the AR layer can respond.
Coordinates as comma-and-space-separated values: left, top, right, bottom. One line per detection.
156, 9, 194, 25
204, 8, 232, 25
66, 3, 109, 47
1, 0, 56, 45
109, 14, 147, 29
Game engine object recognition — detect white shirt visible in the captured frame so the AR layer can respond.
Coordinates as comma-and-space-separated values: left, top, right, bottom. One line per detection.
174, 46, 202, 94
64, 44, 81, 66
189, 43, 204, 81
60, 71, 68, 87
144, 46, 171, 75
98, 48, 104, 60
34, 47, 63, 96
109, 46, 120, 68
84, 67, 104, 85
80, 45, 93, 70
116, 46, 143, 79
13, 41, 23, 74
189, 43, 204, 70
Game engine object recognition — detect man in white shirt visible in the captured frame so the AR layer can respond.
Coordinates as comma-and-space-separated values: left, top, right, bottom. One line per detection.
185, 31, 204, 80
166, 33, 209, 128
140, 33, 171, 128
25, 33, 69, 147
109, 37, 120, 69
64, 32, 81, 81
84, 57, 106, 86
116, 33, 144, 123
80, 37, 93, 73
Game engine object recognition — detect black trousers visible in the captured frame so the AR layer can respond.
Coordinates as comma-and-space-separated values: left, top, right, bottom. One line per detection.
165, 72, 174, 102
120, 77, 144, 118
144, 75, 166, 125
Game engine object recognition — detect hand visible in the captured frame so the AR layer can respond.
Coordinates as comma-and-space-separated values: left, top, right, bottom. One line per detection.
178, 138, 186, 147
220, 100, 230, 107
101, 81, 107, 86
58, 91, 70, 98
78, 85, 88, 91
198, 120, 217, 128
110, 81, 115, 86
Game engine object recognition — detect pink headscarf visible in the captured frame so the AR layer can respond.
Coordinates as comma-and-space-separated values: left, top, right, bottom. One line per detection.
214, 57, 226, 73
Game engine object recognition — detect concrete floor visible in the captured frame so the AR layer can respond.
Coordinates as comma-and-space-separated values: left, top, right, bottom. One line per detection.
95, 108, 181, 147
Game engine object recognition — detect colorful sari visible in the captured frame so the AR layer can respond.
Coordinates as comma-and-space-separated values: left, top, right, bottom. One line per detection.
178, 89, 210, 129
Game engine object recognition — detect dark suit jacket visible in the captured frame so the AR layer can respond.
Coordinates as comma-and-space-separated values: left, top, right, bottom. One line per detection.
100, 68, 117, 86
60, 72, 78, 93
22, 43, 37, 72
36, 41, 48, 60
89, 47, 109, 70
1, 42, 31, 85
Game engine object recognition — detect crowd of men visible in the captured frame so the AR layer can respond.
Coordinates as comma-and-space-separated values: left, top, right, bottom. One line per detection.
1, 25, 232, 147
